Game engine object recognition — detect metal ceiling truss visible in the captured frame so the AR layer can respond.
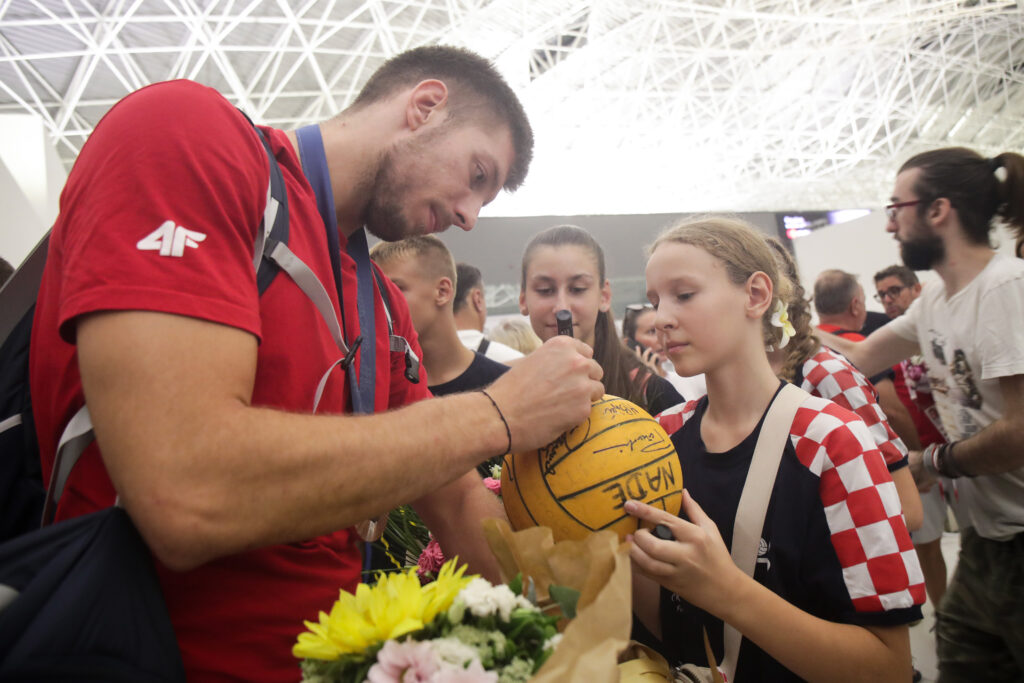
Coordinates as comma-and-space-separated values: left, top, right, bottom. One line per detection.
0, 0, 1021, 216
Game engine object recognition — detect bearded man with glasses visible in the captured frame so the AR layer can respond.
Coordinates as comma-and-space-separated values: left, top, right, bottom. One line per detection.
820, 147, 1024, 683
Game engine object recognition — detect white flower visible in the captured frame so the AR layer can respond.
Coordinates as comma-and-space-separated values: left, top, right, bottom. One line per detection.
543, 633, 563, 652
769, 299, 796, 349
457, 578, 534, 621
431, 637, 483, 669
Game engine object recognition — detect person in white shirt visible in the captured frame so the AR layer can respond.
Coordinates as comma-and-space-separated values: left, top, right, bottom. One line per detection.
820, 146, 1024, 683
453, 262, 523, 363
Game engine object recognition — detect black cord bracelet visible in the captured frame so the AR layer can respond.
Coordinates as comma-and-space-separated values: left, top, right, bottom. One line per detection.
480, 390, 512, 456
938, 441, 972, 478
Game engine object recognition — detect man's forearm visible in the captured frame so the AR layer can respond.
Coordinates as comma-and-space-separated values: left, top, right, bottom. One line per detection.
414, 472, 506, 582
78, 310, 600, 571
947, 417, 1023, 476
107, 392, 509, 571
817, 327, 920, 378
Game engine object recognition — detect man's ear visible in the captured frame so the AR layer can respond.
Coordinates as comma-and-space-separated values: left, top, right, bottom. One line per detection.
746, 272, 773, 319
928, 196, 954, 228
406, 80, 449, 131
436, 277, 454, 307
911, 282, 923, 297
472, 288, 485, 313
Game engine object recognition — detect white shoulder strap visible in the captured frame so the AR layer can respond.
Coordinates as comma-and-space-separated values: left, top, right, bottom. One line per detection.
721, 382, 808, 683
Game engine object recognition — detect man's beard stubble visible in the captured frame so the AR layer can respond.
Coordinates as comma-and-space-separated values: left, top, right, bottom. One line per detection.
362, 147, 411, 243
899, 220, 945, 271
362, 125, 448, 243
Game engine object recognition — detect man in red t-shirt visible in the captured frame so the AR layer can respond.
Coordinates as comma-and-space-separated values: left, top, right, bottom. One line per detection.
30, 47, 604, 681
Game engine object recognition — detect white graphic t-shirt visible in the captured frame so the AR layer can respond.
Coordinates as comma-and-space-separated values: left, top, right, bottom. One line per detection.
887, 254, 1024, 540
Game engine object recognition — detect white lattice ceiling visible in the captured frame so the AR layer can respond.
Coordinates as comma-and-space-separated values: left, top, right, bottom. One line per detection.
1, 0, 1022, 216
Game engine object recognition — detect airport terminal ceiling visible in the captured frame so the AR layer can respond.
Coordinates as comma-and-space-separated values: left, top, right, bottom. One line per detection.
1, 0, 1022, 217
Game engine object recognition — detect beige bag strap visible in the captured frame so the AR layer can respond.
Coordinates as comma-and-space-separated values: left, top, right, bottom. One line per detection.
721, 382, 808, 682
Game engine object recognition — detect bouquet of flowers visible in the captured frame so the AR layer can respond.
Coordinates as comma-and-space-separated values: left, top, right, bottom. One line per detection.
293, 558, 570, 682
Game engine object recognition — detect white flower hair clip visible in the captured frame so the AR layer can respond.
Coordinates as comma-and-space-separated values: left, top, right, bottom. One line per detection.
770, 299, 795, 349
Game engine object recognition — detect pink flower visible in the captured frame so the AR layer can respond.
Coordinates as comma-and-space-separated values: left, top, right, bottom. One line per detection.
417, 536, 445, 577
483, 477, 501, 496
367, 640, 438, 683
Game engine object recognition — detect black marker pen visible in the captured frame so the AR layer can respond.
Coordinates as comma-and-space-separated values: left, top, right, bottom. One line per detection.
555, 309, 573, 337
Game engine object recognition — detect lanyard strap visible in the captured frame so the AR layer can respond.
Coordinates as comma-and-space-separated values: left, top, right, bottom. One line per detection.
294, 124, 376, 414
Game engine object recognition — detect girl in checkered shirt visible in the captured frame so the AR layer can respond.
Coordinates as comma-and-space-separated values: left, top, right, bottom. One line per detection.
626, 216, 924, 682
762, 236, 924, 535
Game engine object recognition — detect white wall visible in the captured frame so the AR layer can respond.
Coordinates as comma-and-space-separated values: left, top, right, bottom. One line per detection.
0, 114, 66, 268
792, 211, 922, 315
793, 211, 1020, 315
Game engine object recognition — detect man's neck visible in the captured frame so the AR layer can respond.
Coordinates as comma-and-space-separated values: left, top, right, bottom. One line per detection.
934, 238, 996, 298
421, 317, 477, 387
817, 315, 859, 332
453, 310, 483, 333
284, 113, 384, 238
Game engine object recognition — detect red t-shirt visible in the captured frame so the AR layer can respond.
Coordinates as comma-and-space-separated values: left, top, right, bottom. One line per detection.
30, 80, 431, 682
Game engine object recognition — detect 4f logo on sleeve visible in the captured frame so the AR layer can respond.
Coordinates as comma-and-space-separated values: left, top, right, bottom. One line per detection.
137, 220, 207, 257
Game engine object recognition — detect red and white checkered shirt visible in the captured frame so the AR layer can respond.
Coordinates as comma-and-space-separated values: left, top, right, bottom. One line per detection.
800, 347, 909, 472
657, 393, 925, 615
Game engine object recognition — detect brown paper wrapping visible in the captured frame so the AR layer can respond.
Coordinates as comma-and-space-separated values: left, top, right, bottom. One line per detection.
482, 519, 639, 682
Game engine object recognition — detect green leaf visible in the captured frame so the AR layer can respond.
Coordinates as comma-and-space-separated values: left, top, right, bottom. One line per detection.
508, 573, 523, 597
547, 584, 580, 619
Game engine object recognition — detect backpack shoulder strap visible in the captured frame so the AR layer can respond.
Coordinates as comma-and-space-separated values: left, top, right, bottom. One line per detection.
246, 122, 289, 296
721, 382, 810, 682
370, 266, 420, 383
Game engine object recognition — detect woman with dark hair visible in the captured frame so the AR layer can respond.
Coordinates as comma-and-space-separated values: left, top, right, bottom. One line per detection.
519, 225, 683, 415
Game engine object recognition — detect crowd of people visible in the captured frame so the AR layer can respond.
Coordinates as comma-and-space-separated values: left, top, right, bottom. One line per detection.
7, 42, 1024, 683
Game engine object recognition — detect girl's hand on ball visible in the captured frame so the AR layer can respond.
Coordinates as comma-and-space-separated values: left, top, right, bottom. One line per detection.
625, 491, 747, 615
487, 336, 604, 452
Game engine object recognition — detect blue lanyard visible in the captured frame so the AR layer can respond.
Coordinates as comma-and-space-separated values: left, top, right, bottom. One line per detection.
294, 125, 377, 415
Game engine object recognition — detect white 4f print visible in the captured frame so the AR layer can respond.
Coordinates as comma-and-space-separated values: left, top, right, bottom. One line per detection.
137, 220, 207, 257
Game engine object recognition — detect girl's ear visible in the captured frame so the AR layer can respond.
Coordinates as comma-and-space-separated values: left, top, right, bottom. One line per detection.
598, 279, 612, 313
518, 289, 529, 316
746, 271, 774, 320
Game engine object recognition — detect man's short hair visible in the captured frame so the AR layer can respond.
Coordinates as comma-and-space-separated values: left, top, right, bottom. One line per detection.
453, 263, 482, 313
813, 269, 860, 316
873, 264, 919, 288
350, 45, 533, 191
370, 235, 456, 287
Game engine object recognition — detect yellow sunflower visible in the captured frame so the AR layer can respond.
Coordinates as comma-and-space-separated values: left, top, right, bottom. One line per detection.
293, 558, 474, 660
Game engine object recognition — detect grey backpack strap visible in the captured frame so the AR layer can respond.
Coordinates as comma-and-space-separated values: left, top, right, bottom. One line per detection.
722, 382, 808, 682
40, 405, 94, 526
265, 240, 349, 357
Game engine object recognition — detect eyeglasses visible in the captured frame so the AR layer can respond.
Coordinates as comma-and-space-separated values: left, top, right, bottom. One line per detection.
884, 199, 924, 221
625, 303, 653, 312
874, 285, 907, 302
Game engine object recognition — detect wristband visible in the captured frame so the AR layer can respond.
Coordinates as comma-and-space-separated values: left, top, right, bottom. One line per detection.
921, 443, 942, 477
938, 441, 972, 478
480, 390, 512, 456
924, 441, 971, 479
